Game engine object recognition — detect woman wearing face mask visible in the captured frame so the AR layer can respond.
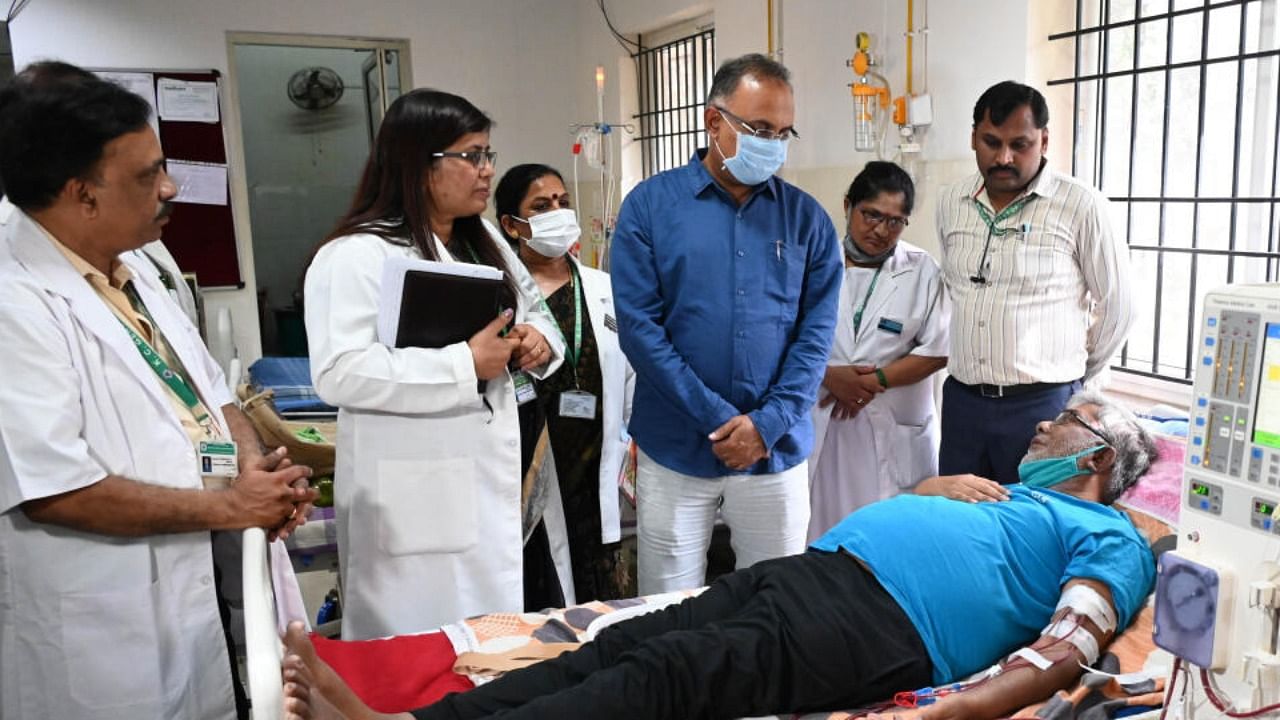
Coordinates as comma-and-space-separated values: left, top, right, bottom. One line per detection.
496, 164, 637, 601
806, 161, 951, 541
304, 92, 568, 639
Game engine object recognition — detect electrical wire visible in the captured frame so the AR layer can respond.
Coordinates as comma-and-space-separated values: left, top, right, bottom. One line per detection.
6, 0, 34, 23
1199, 667, 1280, 718
596, 0, 641, 55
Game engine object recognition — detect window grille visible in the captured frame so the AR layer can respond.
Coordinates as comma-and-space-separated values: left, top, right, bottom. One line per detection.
1049, 0, 1280, 384
634, 27, 716, 178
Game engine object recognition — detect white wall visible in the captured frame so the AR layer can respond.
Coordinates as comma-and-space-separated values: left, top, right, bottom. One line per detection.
9, 0, 1061, 360
8, 0, 581, 365
568, 0, 1042, 256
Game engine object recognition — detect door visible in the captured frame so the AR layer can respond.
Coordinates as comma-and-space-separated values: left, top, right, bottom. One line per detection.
229, 36, 409, 356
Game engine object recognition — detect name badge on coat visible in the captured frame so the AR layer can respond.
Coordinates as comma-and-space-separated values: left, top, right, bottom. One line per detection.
877, 318, 904, 335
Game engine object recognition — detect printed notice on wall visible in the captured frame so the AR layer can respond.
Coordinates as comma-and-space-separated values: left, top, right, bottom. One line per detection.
96, 71, 160, 135
157, 79, 220, 123
168, 160, 228, 205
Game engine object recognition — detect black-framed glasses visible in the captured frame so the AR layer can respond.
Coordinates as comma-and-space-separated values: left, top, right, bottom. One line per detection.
713, 106, 799, 142
1054, 409, 1113, 446
857, 207, 909, 231
431, 150, 497, 169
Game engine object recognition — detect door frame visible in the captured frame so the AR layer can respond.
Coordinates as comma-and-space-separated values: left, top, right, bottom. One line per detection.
222, 32, 411, 354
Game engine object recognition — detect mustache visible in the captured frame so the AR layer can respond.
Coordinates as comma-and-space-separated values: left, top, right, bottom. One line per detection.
989, 165, 1018, 175
154, 201, 174, 221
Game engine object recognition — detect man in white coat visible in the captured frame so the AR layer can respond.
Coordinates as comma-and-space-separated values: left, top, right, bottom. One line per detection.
0, 63, 314, 719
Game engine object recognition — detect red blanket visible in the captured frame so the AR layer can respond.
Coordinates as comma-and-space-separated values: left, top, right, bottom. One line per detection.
312, 631, 473, 713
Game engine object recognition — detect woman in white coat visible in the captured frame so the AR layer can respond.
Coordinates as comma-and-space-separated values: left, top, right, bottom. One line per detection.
305, 90, 566, 639
807, 162, 951, 541
496, 164, 636, 601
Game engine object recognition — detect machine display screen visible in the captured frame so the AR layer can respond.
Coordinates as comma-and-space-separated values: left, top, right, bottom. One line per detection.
1258, 499, 1276, 516
1192, 482, 1212, 497
1255, 323, 1280, 450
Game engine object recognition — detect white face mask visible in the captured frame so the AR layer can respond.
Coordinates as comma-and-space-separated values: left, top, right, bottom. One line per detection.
514, 208, 582, 258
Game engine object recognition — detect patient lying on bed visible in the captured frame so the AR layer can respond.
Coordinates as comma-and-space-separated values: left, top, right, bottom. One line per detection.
280, 391, 1158, 720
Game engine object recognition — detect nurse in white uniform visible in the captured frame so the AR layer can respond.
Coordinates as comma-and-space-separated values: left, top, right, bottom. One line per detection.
305, 89, 566, 639
807, 162, 951, 541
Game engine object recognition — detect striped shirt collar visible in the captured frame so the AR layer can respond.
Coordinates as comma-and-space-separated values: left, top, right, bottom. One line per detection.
963, 159, 1059, 209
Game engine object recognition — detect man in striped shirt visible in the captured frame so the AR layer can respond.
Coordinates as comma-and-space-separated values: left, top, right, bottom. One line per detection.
936, 81, 1135, 485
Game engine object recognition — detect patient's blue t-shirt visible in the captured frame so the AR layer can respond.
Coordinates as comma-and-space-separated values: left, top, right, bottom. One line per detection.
809, 485, 1155, 684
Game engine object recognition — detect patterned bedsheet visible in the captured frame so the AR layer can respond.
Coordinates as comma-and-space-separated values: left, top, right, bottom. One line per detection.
435, 507, 1174, 720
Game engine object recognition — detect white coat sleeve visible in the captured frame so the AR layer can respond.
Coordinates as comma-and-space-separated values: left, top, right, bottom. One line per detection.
0, 290, 108, 514
494, 228, 564, 380
909, 257, 951, 358
305, 235, 483, 414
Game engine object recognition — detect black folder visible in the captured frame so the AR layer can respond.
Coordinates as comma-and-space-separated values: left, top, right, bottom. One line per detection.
393, 269, 504, 349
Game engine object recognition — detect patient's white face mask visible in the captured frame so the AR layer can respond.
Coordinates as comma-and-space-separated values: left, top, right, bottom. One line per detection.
514, 208, 581, 258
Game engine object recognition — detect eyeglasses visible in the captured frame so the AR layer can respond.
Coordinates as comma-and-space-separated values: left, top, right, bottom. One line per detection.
1053, 409, 1113, 446
857, 207, 909, 231
431, 150, 498, 169
713, 106, 800, 142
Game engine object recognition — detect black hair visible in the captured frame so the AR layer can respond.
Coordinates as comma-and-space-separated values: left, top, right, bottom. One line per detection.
321, 88, 517, 309
707, 53, 791, 105
844, 161, 915, 215
494, 163, 565, 244
0, 61, 151, 210
972, 80, 1049, 129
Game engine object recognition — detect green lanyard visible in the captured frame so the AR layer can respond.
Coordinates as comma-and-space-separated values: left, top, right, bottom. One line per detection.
972, 193, 1033, 236
538, 263, 584, 385
116, 284, 211, 426
850, 263, 884, 336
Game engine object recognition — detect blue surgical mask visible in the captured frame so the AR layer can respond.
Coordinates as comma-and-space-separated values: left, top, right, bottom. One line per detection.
714, 122, 789, 186
1018, 445, 1108, 489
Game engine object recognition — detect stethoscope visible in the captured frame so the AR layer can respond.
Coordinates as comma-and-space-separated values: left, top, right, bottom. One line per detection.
969, 196, 1034, 285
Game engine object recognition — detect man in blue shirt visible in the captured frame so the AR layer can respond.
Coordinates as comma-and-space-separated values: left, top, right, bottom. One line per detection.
610, 54, 843, 594
280, 392, 1160, 720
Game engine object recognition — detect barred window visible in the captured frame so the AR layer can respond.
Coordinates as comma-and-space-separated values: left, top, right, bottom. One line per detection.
634, 25, 715, 178
1049, 0, 1280, 385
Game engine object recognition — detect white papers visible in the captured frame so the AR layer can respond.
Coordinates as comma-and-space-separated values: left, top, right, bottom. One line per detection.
157, 79, 220, 123
97, 71, 160, 135
168, 160, 228, 205
377, 256, 503, 346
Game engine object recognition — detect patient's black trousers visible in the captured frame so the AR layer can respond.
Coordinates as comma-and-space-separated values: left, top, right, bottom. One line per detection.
411, 549, 933, 720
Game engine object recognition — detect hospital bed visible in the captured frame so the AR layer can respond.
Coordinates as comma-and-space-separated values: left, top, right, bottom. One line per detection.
241, 492, 1177, 720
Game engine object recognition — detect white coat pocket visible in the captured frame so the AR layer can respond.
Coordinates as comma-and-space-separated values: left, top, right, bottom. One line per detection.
376, 457, 479, 555
60, 585, 163, 709
892, 421, 937, 489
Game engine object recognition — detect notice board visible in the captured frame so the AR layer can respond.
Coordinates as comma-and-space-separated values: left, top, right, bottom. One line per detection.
96, 69, 244, 288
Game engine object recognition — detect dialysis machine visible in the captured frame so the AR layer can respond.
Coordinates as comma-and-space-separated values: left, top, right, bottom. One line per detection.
1155, 284, 1280, 717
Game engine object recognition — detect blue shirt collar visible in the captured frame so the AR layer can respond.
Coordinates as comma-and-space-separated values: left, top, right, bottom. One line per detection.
686, 149, 780, 202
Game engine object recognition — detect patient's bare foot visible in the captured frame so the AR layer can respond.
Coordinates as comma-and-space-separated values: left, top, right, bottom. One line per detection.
283, 621, 413, 720
283, 652, 343, 720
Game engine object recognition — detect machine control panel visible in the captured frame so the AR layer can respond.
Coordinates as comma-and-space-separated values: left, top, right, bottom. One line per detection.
1188, 479, 1224, 515
1250, 496, 1280, 534
1186, 290, 1280, 537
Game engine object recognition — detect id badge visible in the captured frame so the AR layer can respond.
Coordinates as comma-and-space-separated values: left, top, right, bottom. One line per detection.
512, 370, 538, 406
198, 440, 238, 480
877, 318, 904, 335
558, 390, 598, 419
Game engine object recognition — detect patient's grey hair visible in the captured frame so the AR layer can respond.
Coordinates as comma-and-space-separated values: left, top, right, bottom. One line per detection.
1066, 391, 1158, 504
